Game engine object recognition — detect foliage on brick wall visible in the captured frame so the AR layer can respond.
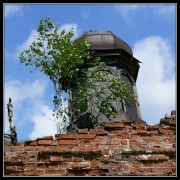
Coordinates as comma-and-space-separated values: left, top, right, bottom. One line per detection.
4, 111, 176, 176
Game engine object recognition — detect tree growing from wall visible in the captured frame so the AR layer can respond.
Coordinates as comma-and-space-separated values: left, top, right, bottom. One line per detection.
19, 17, 138, 133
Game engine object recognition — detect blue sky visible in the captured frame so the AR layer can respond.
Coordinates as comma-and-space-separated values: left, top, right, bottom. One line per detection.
4, 3, 176, 141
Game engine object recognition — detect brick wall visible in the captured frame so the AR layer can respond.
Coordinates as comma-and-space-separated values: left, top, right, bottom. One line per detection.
4, 111, 176, 176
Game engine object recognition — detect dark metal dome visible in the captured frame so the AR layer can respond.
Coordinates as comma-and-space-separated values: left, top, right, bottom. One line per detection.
78, 30, 133, 56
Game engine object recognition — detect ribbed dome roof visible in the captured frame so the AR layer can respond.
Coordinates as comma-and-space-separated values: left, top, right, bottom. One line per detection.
78, 30, 133, 56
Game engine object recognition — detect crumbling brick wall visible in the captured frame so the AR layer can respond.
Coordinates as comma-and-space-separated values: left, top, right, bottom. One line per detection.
4, 111, 176, 176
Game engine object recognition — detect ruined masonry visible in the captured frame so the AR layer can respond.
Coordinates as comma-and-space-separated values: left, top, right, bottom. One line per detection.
4, 110, 176, 176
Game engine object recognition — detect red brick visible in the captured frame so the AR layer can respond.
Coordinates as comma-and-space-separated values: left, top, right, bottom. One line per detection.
111, 139, 122, 145
19, 156, 29, 162
5, 165, 16, 171
122, 119, 133, 124
148, 130, 159, 135
115, 155, 122, 161
105, 122, 124, 128
79, 162, 89, 168
24, 146, 35, 151
44, 169, 66, 175
72, 156, 84, 162
89, 129, 95, 134
27, 151, 38, 157
23, 170, 40, 176
78, 128, 88, 134
151, 168, 172, 174
63, 156, 72, 162
98, 136, 111, 145
130, 167, 151, 174
133, 123, 147, 129
50, 156, 63, 162
69, 162, 80, 169
159, 128, 175, 134
116, 134, 131, 139
88, 169, 100, 176
59, 140, 79, 145
37, 136, 53, 140
59, 162, 69, 169
90, 162, 101, 169
30, 157, 37, 162
5, 170, 24, 176
67, 169, 86, 176
24, 140, 37, 146
4, 156, 9, 162
29, 141, 38, 146
26, 163, 37, 170
37, 163, 46, 170
75, 134, 95, 139
131, 161, 143, 167
38, 140, 58, 145
39, 155, 50, 162
157, 155, 169, 160
136, 129, 149, 135
55, 134, 76, 140
46, 163, 58, 169
9, 156, 19, 162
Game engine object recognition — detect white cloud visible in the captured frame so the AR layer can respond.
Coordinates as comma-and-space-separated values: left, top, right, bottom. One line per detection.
4, 78, 49, 134
114, 4, 175, 22
114, 4, 144, 23
134, 35, 176, 125
15, 23, 79, 60
58, 23, 79, 39
4, 4, 23, 18
29, 105, 57, 140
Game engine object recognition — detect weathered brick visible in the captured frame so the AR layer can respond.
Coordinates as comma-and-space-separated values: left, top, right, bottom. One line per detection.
157, 155, 169, 160
97, 136, 111, 145
79, 162, 89, 168
88, 169, 100, 176
44, 169, 66, 175
122, 119, 133, 124
55, 134, 76, 140
5, 165, 16, 171
133, 123, 147, 130
46, 162, 58, 169
78, 128, 88, 134
19, 156, 29, 162
75, 134, 95, 139
23, 170, 39, 176
50, 156, 63, 162
24, 146, 35, 151
116, 134, 131, 139
130, 167, 151, 175
105, 122, 124, 128
151, 168, 172, 174
69, 162, 80, 169
9, 156, 19, 162
90, 162, 101, 169
24, 140, 37, 146
159, 128, 175, 134
4, 156, 10, 162
59, 140, 79, 145
114, 155, 122, 161
37, 136, 53, 140
72, 156, 84, 162
136, 129, 148, 135
63, 156, 72, 162
26, 163, 37, 170
67, 169, 87, 176
38, 140, 58, 146
37, 162, 46, 170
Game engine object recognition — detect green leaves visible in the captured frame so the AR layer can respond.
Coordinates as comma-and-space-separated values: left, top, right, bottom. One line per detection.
19, 17, 138, 129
